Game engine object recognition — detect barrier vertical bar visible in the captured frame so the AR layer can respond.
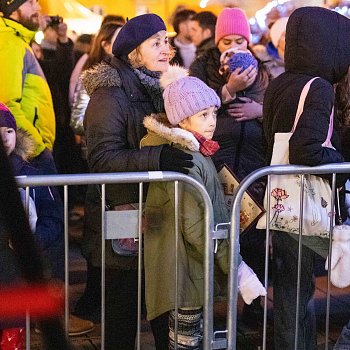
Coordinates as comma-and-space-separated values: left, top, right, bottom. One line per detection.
174, 180, 179, 350
25, 186, 31, 350
136, 182, 143, 350
64, 185, 69, 335
101, 184, 106, 350
203, 182, 214, 350
262, 175, 271, 350
227, 185, 241, 350
294, 175, 305, 349
325, 174, 337, 350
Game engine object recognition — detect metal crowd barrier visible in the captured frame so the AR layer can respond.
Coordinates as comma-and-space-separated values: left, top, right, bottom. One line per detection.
16, 171, 222, 350
227, 163, 350, 350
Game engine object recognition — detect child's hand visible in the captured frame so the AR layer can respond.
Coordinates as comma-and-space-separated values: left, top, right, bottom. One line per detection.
227, 98, 262, 121
226, 65, 257, 95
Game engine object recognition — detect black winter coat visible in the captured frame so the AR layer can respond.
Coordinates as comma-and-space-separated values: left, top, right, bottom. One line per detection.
190, 47, 269, 202
82, 56, 164, 269
263, 7, 350, 173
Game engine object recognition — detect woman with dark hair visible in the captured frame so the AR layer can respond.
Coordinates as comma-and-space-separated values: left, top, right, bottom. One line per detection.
190, 7, 270, 324
81, 14, 193, 349
70, 24, 124, 321
70, 21, 123, 137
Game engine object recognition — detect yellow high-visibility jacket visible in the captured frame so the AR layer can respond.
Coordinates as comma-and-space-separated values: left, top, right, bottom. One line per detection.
0, 17, 55, 156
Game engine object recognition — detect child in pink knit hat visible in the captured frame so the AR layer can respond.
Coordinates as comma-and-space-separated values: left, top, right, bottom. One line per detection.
141, 66, 266, 350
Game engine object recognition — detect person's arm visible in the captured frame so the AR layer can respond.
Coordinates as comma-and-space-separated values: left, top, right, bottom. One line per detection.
0, 44, 46, 155
165, 164, 238, 274
55, 22, 74, 83
84, 89, 162, 173
70, 82, 89, 136
33, 185, 63, 251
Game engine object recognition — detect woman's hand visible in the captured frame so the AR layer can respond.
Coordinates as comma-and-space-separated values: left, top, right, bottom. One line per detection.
227, 97, 262, 122
226, 65, 257, 96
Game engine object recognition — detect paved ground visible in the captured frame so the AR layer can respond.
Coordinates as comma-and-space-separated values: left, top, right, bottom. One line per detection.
28, 212, 350, 349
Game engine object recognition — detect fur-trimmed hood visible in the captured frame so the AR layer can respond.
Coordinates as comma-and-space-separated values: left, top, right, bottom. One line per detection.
142, 113, 199, 151
14, 128, 36, 162
82, 60, 122, 97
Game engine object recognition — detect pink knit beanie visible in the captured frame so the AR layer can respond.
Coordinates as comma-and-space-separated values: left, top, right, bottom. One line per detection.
215, 8, 251, 45
160, 66, 221, 126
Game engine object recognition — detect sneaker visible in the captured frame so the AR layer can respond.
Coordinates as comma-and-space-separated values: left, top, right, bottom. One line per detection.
68, 315, 94, 336
34, 315, 94, 337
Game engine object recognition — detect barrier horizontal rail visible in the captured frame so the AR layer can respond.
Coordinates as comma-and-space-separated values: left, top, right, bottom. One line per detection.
16, 171, 217, 350
228, 163, 350, 350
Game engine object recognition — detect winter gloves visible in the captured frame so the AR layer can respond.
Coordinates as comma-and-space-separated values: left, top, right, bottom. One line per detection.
159, 145, 193, 174
238, 261, 267, 305
325, 225, 350, 288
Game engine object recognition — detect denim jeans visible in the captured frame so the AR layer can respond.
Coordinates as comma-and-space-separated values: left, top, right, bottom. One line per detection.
272, 231, 328, 350
334, 320, 350, 350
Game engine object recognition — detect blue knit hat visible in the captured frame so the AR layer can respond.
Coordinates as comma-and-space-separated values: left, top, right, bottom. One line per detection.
112, 13, 166, 58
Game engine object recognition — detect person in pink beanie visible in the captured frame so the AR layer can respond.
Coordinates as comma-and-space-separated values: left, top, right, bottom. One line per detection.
190, 7, 271, 326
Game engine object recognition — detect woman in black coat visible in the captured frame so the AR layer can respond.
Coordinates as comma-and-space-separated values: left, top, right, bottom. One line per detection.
263, 7, 350, 350
82, 14, 192, 350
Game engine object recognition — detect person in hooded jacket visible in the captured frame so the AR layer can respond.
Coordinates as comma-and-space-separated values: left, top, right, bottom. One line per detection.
0, 102, 95, 337
82, 14, 193, 349
263, 7, 350, 350
0, 103, 64, 281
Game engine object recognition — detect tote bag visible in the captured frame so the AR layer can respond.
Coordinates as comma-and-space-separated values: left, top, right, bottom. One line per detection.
256, 77, 334, 238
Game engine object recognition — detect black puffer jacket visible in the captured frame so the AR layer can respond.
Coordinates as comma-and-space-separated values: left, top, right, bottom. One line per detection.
263, 7, 350, 170
82, 56, 164, 268
190, 47, 269, 201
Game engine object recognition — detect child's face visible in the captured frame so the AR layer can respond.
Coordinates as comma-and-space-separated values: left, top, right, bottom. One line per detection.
179, 106, 217, 140
0, 127, 16, 156
217, 34, 248, 54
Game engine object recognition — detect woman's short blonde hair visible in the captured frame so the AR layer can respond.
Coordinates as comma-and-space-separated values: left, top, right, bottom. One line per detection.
128, 42, 175, 69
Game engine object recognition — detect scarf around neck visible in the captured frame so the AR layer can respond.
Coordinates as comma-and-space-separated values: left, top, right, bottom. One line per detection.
132, 67, 164, 112
191, 130, 220, 156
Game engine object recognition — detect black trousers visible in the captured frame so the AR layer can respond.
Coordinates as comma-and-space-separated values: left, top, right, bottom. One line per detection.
105, 268, 138, 350
105, 268, 169, 350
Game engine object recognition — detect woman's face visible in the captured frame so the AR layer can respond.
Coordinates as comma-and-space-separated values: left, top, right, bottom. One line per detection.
138, 30, 170, 72
217, 34, 248, 54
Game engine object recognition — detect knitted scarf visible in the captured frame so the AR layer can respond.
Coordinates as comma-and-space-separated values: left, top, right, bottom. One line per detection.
191, 131, 220, 156
132, 67, 164, 112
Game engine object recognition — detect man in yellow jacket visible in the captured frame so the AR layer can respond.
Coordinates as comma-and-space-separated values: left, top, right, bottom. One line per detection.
0, 0, 56, 173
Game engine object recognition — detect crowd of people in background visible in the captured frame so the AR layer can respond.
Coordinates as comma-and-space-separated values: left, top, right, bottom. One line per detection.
1, 0, 350, 349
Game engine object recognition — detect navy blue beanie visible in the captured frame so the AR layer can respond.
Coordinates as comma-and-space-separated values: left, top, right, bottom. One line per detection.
112, 13, 166, 58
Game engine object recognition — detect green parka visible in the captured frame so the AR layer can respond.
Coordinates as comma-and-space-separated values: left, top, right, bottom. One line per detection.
141, 113, 242, 320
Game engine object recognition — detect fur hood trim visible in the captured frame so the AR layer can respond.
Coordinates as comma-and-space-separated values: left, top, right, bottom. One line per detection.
82, 61, 122, 96
15, 128, 36, 161
143, 113, 199, 151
